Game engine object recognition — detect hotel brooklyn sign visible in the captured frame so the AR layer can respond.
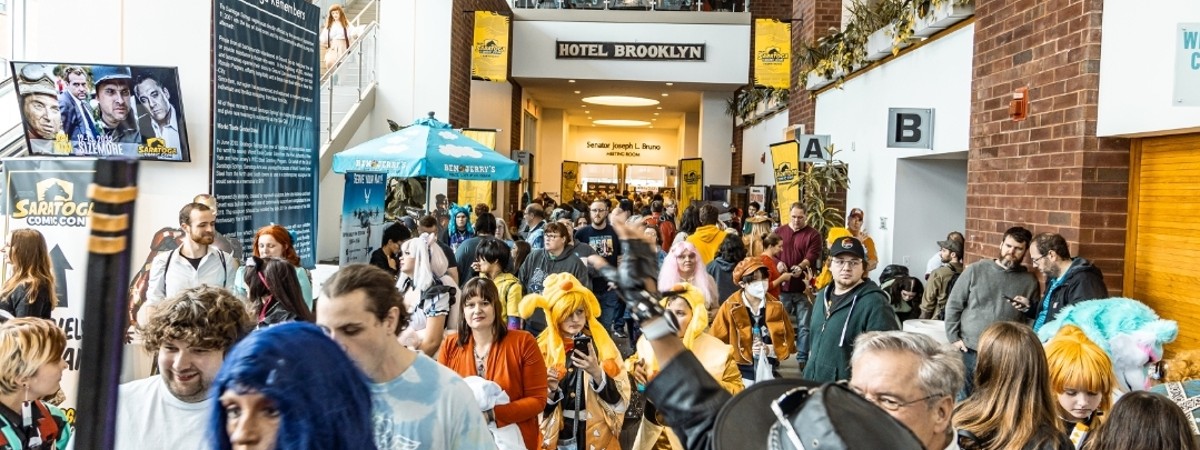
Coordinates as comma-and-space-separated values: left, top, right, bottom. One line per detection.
556, 41, 706, 61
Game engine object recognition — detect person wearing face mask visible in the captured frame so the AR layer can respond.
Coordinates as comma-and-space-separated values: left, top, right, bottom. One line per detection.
803, 236, 899, 383
710, 258, 795, 386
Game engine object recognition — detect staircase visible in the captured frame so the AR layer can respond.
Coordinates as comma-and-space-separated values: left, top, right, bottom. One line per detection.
317, 0, 379, 181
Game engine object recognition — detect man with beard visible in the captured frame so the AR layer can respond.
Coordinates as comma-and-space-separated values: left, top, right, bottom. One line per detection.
1014, 232, 1108, 332
116, 286, 253, 450
141, 202, 238, 324
134, 73, 184, 153
16, 64, 64, 152
574, 199, 624, 336
91, 65, 143, 145
919, 237, 965, 320
944, 226, 1040, 397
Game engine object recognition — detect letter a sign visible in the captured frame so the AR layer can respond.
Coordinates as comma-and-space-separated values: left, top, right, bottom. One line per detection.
887, 108, 934, 149
797, 134, 831, 162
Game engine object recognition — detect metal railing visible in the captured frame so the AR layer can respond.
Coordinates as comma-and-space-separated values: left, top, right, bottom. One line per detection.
348, 0, 378, 29
320, 21, 378, 144
510, 0, 749, 11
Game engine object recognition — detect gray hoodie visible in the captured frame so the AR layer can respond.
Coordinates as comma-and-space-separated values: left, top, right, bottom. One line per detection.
943, 259, 1041, 350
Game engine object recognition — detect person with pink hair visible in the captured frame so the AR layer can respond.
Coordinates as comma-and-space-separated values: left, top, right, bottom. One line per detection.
658, 241, 719, 318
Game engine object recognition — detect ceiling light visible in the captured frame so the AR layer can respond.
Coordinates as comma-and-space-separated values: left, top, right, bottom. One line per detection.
583, 96, 660, 107
666, 82, 674, 86
593, 119, 651, 127
569, 80, 576, 83
574, 90, 581, 94
661, 93, 669, 97
652, 118, 657, 121
653, 112, 659, 116
656, 106, 662, 110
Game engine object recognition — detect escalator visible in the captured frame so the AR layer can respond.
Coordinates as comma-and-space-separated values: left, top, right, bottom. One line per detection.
0, 77, 29, 162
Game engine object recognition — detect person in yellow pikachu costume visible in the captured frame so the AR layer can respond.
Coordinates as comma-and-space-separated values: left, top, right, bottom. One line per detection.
520, 272, 630, 450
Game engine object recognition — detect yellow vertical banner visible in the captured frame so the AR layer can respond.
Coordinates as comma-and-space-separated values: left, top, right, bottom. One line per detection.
460, 129, 496, 213
562, 161, 580, 204
754, 19, 791, 89
678, 158, 704, 212
472, 11, 510, 82
770, 140, 801, 211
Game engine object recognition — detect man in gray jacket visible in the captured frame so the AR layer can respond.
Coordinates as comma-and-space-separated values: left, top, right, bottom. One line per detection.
517, 221, 590, 335
944, 226, 1040, 397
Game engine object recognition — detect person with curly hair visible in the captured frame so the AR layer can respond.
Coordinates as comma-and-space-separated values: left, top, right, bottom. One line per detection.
0, 318, 72, 449
209, 322, 376, 450
519, 273, 630, 450
0, 229, 57, 319
116, 286, 255, 450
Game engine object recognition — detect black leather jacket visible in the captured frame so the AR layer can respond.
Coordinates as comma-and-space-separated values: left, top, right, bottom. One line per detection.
645, 351, 730, 450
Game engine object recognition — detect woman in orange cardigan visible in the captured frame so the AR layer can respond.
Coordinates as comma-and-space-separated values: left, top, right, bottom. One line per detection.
440, 277, 548, 450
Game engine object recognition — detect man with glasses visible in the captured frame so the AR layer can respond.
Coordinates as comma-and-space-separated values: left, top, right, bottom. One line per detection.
574, 199, 625, 336
849, 331, 965, 450
1013, 232, 1108, 332
803, 236, 898, 382
944, 226, 1040, 397
517, 222, 589, 335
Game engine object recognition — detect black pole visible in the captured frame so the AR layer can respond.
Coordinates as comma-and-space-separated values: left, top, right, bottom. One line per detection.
73, 158, 139, 450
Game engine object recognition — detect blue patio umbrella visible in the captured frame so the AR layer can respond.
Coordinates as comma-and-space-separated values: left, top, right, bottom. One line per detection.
333, 113, 520, 181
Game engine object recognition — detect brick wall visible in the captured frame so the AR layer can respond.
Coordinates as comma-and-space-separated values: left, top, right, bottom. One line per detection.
966, 0, 1127, 293
448, 0, 513, 203
787, 0, 842, 133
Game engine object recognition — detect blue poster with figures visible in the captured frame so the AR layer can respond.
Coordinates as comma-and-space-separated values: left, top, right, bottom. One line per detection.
211, 0, 319, 267
340, 172, 386, 265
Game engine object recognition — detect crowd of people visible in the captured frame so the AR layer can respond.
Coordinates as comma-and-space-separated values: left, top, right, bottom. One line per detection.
0, 191, 1197, 450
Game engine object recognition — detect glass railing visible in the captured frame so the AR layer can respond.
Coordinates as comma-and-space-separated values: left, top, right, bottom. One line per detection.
320, 21, 378, 144
509, 0, 747, 11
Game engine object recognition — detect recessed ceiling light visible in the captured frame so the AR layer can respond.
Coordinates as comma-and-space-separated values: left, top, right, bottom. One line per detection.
568, 80, 576, 83
587, 116, 592, 119
583, 96, 660, 107
593, 119, 651, 127
666, 82, 674, 86
574, 90, 581, 94
653, 112, 659, 116
652, 118, 657, 121
656, 106, 662, 110
661, 93, 669, 97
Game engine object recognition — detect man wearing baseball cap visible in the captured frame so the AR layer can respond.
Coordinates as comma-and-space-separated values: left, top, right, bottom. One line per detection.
919, 238, 964, 320
803, 236, 899, 382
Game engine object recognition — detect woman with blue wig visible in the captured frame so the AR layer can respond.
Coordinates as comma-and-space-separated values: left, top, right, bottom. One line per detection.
209, 322, 377, 450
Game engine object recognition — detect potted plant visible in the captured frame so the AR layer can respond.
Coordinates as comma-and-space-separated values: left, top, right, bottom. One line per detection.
780, 144, 850, 237
912, 0, 974, 37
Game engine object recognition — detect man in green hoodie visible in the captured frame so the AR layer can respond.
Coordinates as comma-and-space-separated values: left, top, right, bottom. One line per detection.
803, 236, 900, 383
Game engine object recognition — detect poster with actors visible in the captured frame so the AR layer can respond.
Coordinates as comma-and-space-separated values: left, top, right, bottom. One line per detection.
9, 61, 192, 161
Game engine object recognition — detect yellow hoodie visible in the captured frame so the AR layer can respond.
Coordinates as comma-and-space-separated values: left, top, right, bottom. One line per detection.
687, 225, 727, 265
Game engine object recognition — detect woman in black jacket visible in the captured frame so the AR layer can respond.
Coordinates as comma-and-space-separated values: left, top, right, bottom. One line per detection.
243, 256, 314, 328
0, 229, 57, 319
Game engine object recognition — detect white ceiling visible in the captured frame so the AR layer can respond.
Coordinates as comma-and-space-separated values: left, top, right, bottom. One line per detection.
516, 78, 728, 130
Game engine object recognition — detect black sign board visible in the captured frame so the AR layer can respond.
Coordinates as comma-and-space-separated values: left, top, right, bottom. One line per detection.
556, 41, 705, 61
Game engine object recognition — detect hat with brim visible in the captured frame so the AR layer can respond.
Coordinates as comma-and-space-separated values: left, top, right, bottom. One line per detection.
937, 239, 963, 256
714, 380, 926, 450
17, 64, 57, 97
830, 236, 867, 260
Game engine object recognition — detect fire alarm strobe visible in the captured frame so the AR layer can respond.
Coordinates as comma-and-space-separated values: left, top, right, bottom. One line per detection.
1009, 87, 1029, 121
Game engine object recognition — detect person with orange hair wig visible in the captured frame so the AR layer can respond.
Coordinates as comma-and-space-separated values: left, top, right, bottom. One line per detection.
519, 272, 629, 450
232, 224, 312, 310
626, 282, 742, 450
1046, 325, 1118, 448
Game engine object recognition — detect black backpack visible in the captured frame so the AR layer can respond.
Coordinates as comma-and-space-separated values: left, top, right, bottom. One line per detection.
945, 265, 961, 298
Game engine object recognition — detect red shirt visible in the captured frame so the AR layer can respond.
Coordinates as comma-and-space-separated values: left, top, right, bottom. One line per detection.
774, 224, 822, 293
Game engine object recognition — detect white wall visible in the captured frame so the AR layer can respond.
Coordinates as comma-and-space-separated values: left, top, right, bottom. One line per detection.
698, 91, 733, 186
536, 108, 566, 199
741, 111, 790, 186
21, 0, 215, 269
566, 126, 681, 166
512, 20, 749, 85
893, 157, 967, 276
1098, 0, 1200, 137
814, 24, 973, 278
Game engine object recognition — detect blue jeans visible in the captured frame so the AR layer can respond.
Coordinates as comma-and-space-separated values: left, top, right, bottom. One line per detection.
596, 288, 622, 332
780, 292, 811, 362
958, 348, 977, 401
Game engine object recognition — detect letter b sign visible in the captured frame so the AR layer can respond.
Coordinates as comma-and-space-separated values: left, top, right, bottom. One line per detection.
887, 108, 934, 149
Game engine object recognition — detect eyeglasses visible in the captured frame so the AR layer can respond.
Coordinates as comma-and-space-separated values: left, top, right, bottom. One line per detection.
851, 387, 938, 411
831, 259, 862, 268
590, 208, 608, 213
1032, 254, 1048, 264
544, 234, 563, 240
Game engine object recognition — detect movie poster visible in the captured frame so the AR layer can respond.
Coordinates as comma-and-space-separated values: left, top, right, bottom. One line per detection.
2, 157, 98, 420
9, 62, 191, 161
340, 172, 386, 265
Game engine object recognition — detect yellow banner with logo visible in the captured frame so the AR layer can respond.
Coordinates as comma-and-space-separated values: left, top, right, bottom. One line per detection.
562, 161, 580, 203
770, 140, 801, 211
459, 129, 496, 213
679, 158, 704, 212
754, 19, 791, 89
472, 11, 510, 82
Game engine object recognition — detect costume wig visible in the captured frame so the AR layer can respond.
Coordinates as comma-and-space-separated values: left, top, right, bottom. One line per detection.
658, 240, 719, 310
448, 203, 474, 235
1046, 325, 1117, 416
209, 322, 375, 450
638, 282, 710, 372
396, 232, 449, 293
519, 272, 621, 379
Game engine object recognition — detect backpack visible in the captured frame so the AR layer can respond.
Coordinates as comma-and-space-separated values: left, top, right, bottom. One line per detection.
944, 265, 961, 300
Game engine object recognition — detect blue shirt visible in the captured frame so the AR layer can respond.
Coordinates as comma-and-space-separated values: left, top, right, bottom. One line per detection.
370, 354, 495, 450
